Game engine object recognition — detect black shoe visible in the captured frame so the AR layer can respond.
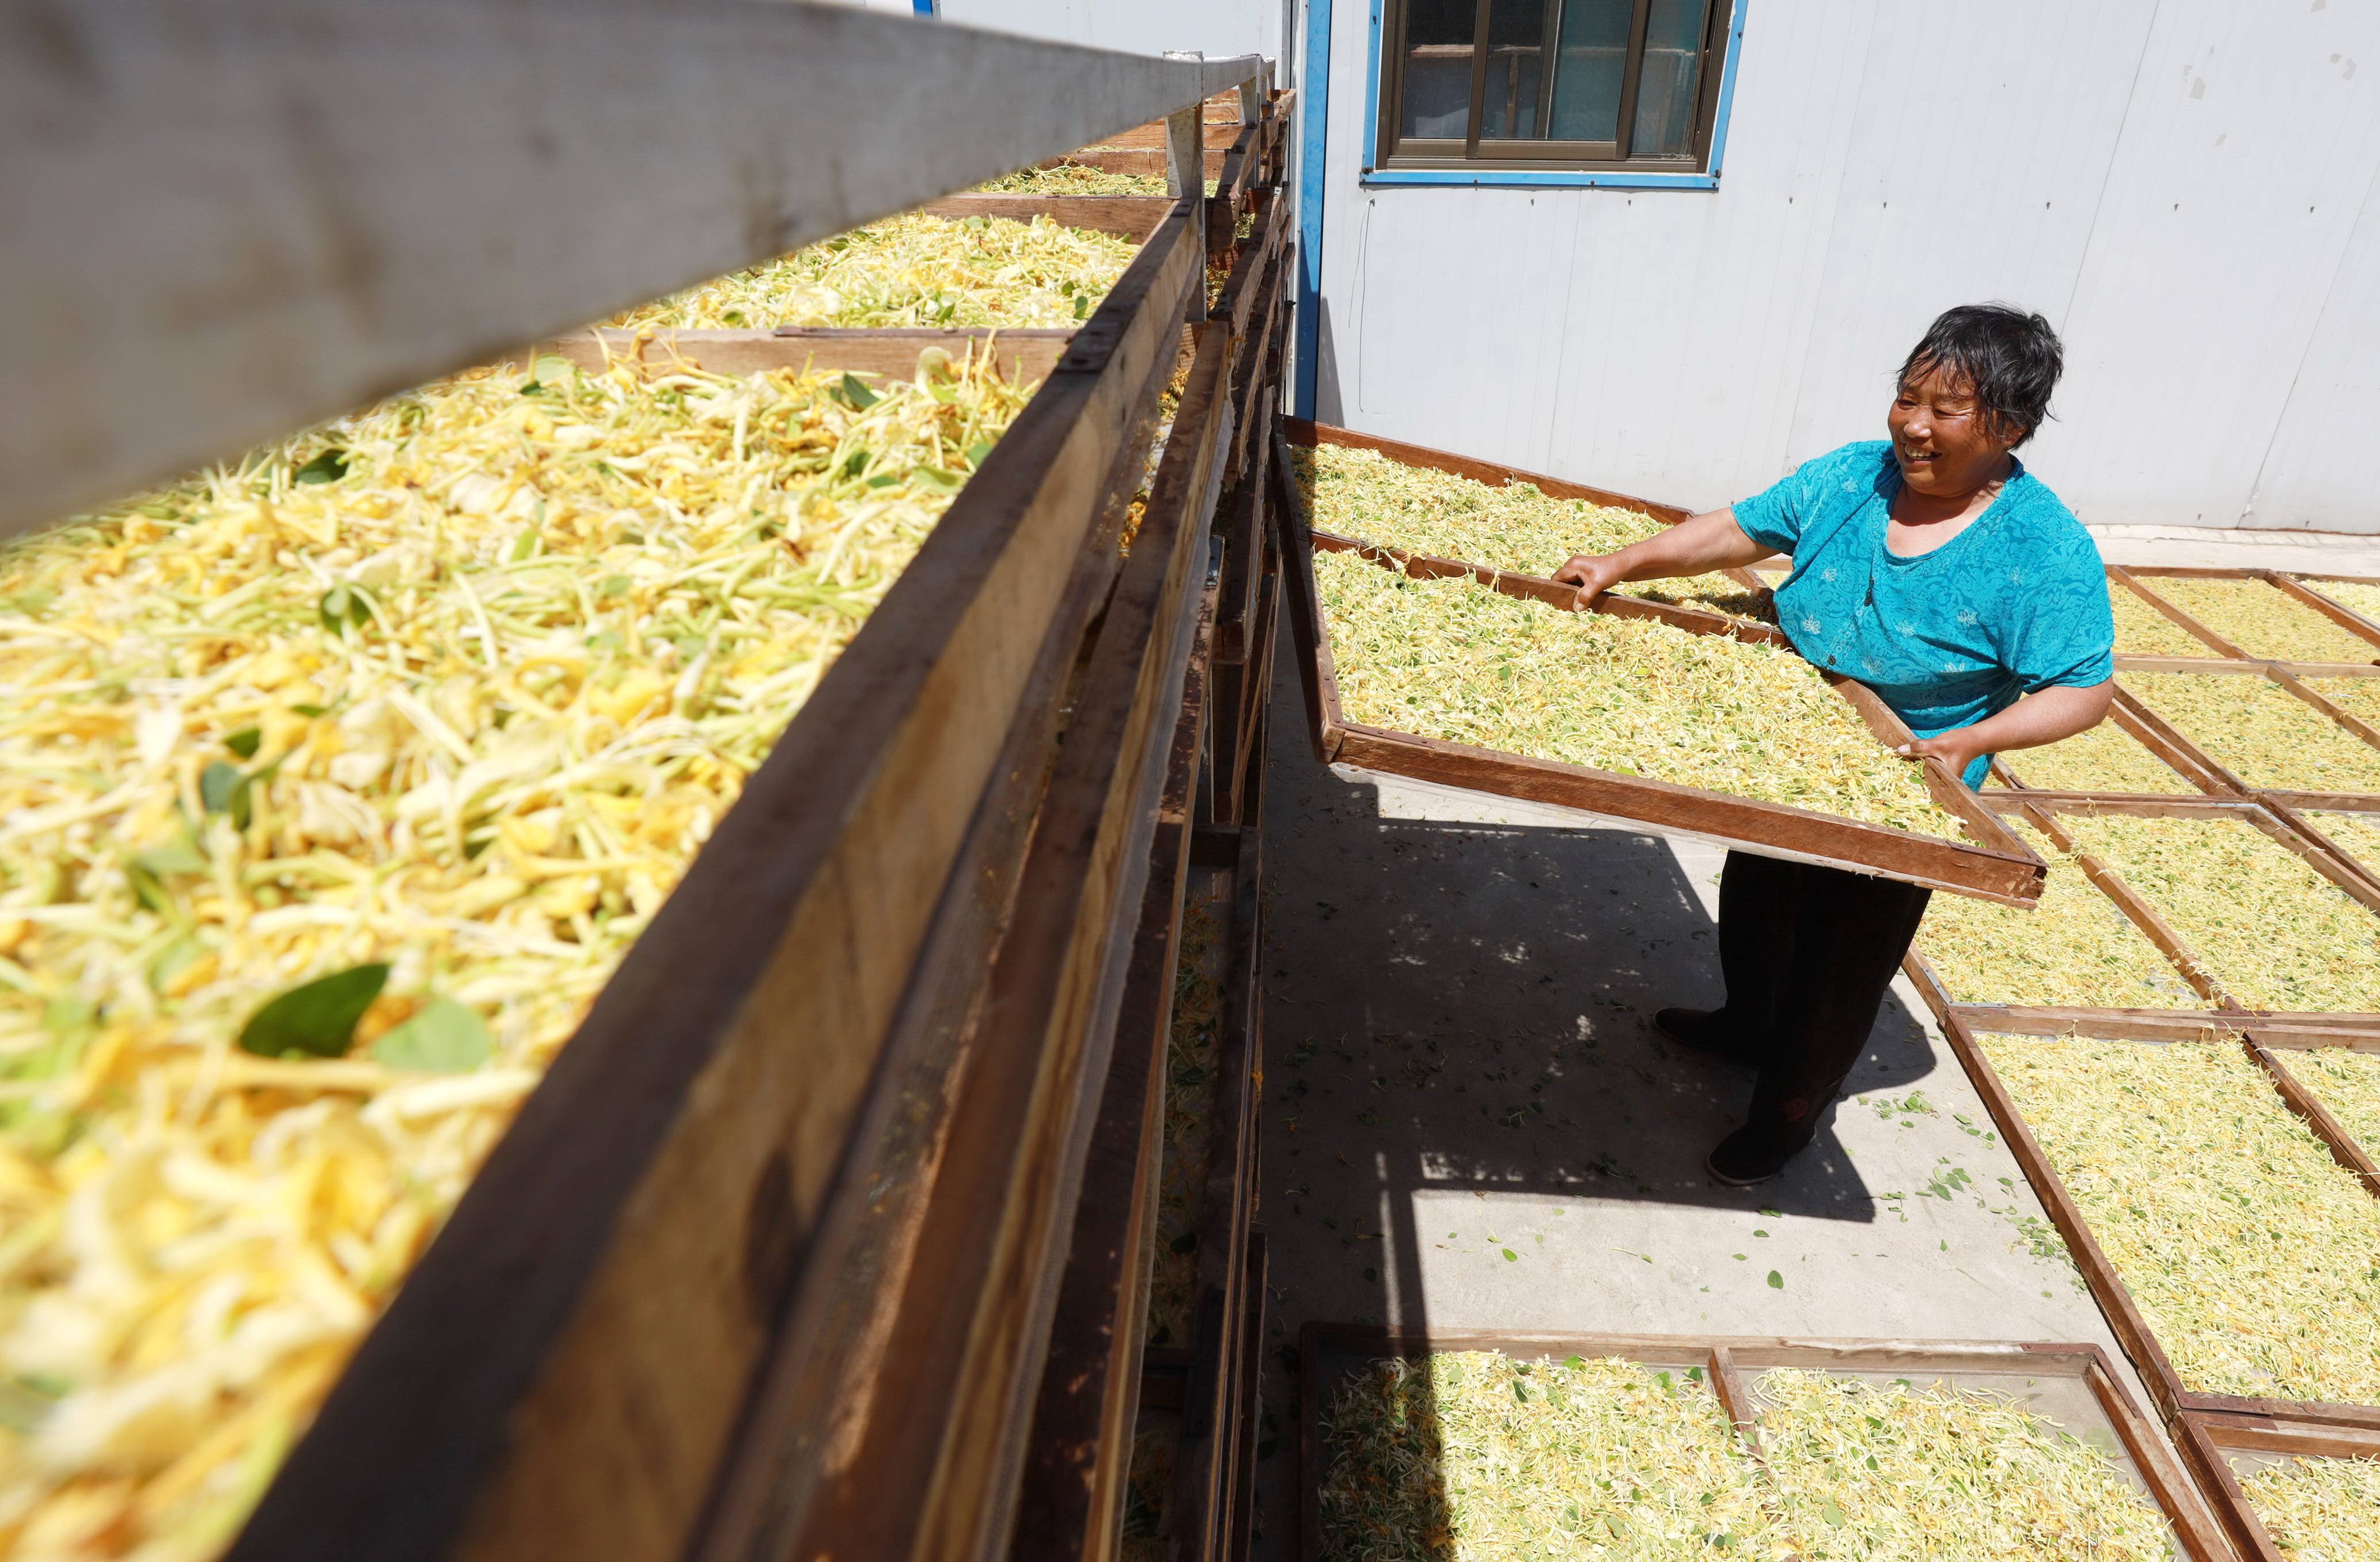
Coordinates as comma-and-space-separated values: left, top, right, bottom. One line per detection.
1652, 1007, 1759, 1068
1706, 1119, 1817, 1186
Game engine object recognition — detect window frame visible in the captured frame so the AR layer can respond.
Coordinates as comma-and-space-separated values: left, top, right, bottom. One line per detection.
1363, 0, 1746, 189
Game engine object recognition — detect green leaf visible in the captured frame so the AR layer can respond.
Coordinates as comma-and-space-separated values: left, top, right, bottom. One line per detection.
237, 964, 389, 1058
597, 575, 632, 598
1767, 1269, 1784, 1290
863, 472, 901, 490
1563, 1355, 1585, 1370
370, 996, 495, 1074
840, 447, 871, 479
293, 448, 349, 484
1511, 1380, 1529, 1402
125, 861, 172, 915
533, 355, 576, 385
199, 761, 244, 818
1501, 1248, 1518, 1262
836, 371, 880, 411
1821, 1502, 1846, 1527
224, 727, 262, 760
964, 440, 994, 467
291, 702, 327, 719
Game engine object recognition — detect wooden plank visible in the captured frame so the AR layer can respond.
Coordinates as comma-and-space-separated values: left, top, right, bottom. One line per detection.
1088, 120, 1245, 151
2270, 665, 2380, 756
1168, 778, 1267, 1561
1, 0, 1257, 536
1055, 147, 1231, 179
2272, 573, 2380, 655
1009, 567, 1216, 1562
1211, 571, 1279, 831
2008, 801, 2230, 1004
1943, 1005, 2380, 1047
1330, 721, 2045, 903
1272, 426, 1346, 763
920, 194, 1177, 241
2109, 567, 2251, 660
1286, 418, 1692, 522
2242, 1034, 2380, 1197
1223, 1230, 1269, 1562
2108, 687, 2245, 795
2174, 1412, 2296, 1562
1214, 435, 1270, 668
518, 327, 1077, 385
761, 323, 1236, 1562
228, 205, 1208, 1562
1207, 124, 1261, 251
1934, 1013, 2201, 1425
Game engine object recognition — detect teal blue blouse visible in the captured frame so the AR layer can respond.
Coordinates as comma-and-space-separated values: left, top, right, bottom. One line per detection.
1733, 441, 2115, 789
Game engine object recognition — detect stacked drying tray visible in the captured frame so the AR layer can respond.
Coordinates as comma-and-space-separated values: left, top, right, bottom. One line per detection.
0, 186, 1226, 1562
1008, 80, 1294, 1562
1904, 560, 2380, 1559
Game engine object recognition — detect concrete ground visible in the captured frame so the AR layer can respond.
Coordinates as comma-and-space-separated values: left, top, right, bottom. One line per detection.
1238, 526, 2366, 1555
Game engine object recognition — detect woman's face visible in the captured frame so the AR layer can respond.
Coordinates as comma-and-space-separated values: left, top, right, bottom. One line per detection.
1887, 362, 2019, 498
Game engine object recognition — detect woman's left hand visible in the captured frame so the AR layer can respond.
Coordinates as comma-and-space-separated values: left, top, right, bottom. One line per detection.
1893, 730, 1981, 775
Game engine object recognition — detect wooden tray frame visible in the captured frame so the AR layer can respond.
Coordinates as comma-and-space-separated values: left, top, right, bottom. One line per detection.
1907, 966, 2380, 1435
229, 187, 1249, 1562
508, 193, 1177, 387
1295, 1324, 2231, 1562
1274, 424, 2048, 906
2177, 1410, 2380, 1562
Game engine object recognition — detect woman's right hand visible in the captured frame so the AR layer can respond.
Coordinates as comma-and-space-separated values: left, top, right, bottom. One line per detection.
1552, 552, 1629, 608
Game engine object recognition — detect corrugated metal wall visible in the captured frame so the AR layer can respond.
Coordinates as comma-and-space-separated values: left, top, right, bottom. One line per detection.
1309, 0, 2380, 532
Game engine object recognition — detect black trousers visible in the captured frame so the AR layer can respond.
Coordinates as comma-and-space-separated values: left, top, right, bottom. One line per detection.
1714, 850, 1931, 1134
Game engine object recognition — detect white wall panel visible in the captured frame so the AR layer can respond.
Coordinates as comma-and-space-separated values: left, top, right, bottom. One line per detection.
1782, 2, 2157, 468
2041, 0, 2380, 525
940, 0, 1278, 59
1311, 0, 2380, 530
2253, 161, 2380, 532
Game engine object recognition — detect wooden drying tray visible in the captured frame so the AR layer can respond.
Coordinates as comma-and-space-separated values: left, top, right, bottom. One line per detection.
1274, 425, 2045, 907
2112, 564, 2380, 666
1297, 1324, 2230, 1562
230, 204, 1233, 1562
1966, 791, 2380, 1009
501, 192, 1178, 385
2180, 1409, 2380, 1562
1908, 978, 2380, 1452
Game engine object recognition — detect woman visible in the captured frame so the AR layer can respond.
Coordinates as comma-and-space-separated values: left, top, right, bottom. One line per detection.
1553, 304, 2114, 1186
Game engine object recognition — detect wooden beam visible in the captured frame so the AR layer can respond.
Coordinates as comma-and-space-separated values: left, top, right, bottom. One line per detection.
228, 204, 1207, 1562
770, 323, 1237, 1562
2108, 567, 2250, 659
516, 327, 1078, 385
919, 194, 1177, 240
0, 0, 1255, 536
1286, 418, 1692, 522
1008, 571, 1215, 1562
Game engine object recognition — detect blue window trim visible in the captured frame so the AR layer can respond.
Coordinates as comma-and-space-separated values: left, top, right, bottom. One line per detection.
912, 0, 937, 14
1359, 0, 1746, 190
1294, 0, 1334, 418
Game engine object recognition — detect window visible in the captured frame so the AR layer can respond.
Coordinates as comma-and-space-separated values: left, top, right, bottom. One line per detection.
1377, 0, 1732, 173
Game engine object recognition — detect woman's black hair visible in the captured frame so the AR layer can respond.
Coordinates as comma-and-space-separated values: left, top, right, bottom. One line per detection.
1898, 304, 2063, 446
